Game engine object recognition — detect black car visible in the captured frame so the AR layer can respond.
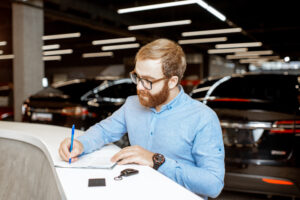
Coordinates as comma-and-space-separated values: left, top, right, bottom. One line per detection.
22, 77, 136, 130
0, 83, 13, 121
190, 73, 300, 198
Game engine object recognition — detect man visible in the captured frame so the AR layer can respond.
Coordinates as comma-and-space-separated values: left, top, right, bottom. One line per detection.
59, 39, 225, 198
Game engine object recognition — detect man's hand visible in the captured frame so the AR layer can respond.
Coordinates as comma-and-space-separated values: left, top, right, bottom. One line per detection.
111, 145, 155, 167
58, 138, 84, 163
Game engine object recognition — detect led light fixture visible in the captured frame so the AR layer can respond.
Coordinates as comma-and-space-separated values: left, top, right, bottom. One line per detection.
42, 32, 81, 40
92, 37, 136, 45
43, 49, 73, 56
216, 42, 262, 49
226, 55, 259, 59
0, 54, 14, 60
178, 37, 227, 44
208, 48, 248, 54
42, 44, 60, 50
182, 28, 242, 37
118, 0, 226, 21
118, 0, 196, 14
196, 0, 226, 21
235, 50, 273, 56
43, 56, 62, 61
102, 43, 140, 51
82, 52, 113, 58
128, 20, 191, 30
0, 41, 7, 46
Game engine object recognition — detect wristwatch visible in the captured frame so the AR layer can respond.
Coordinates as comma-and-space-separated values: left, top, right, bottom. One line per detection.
152, 153, 165, 170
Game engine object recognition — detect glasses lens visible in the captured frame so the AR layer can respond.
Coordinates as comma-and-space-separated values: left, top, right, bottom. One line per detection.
130, 72, 137, 84
141, 79, 152, 90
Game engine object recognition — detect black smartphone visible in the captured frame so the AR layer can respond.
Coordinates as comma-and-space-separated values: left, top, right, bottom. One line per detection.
88, 178, 106, 187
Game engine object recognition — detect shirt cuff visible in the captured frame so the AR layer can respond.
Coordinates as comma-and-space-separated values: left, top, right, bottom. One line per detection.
158, 156, 179, 180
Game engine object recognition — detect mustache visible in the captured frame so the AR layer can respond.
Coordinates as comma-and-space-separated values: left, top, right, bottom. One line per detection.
137, 89, 148, 96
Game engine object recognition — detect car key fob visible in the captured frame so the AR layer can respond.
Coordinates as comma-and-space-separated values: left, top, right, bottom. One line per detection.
114, 168, 139, 180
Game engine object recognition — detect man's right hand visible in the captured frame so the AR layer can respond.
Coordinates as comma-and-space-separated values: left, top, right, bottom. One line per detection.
58, 138, 84, 163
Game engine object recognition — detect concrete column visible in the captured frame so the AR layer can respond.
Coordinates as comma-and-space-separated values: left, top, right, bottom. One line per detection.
12, 0, 44, 121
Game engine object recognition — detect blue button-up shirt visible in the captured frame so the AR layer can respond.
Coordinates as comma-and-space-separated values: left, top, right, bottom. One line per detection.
77, 86, 225, 198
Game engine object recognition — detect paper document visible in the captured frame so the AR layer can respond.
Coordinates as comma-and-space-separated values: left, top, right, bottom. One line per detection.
54, 144, 120, 169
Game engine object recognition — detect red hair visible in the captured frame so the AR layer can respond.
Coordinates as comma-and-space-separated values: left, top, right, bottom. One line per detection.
135, 39, 186, 84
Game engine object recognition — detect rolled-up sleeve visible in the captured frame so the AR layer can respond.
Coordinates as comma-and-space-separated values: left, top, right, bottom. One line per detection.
158, 112, 225, 198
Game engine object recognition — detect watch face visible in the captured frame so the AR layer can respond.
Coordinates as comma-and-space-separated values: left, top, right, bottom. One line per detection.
153, 153, 165, 170
154, 153, 165, 164
155, 154, 163, 162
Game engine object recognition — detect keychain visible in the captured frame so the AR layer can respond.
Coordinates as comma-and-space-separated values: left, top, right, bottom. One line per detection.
114, 168, 139, 181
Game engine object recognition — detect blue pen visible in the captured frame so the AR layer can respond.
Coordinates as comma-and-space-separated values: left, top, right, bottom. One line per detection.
69, 124, 75, 164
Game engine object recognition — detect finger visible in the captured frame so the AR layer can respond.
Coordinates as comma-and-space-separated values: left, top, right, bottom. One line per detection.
111, 149, 135, 163
61, 139, 71, 158
71, 157, 79, 162
70, 147, 80, 158
111, 146, 134, 162
117, 155, 138, 165
59, 148, 68, 161
59, 145, 69, 161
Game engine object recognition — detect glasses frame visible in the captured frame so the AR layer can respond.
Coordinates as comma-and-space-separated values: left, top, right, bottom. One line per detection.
130, 71, 168, 90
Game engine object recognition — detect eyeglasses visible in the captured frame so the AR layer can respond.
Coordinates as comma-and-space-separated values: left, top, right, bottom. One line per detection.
129, 71, 168, 90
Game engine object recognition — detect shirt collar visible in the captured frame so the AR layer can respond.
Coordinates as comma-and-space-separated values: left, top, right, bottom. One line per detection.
150, 85, 185, 113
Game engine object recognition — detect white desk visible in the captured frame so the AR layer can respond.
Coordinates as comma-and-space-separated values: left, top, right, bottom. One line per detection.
0, 121, 203, 200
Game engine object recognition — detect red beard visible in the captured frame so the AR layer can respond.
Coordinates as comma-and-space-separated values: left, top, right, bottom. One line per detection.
137, 81, 169, 108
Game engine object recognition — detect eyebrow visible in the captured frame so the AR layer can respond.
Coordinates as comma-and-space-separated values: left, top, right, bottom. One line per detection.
134, 70, 156, 80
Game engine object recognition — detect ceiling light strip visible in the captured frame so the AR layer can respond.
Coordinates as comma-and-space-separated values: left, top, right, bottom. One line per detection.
235, 50, 273, 56
42, 44, 60, 50
118, 0, 196, 14
102, 43, 140, 51
0, 41, 7, 46
43, 56, 62, 61
226, 55, 260, 59
182, 28, 242, 37
216, 42, 262, 49
208, 48, 248, 54
82, 52, 114, 58
118, 0, 226, 22
0, 50, 3, 55
196, 0, 226, 21
92, 37, 136, 45
240, 57, 280, 64
240, 56, 280, 62
128, 20, 191, 30
43, 49, 73, 56
178, 37, 227, 44
0, 54, 14, 60
240, 60, 267, 64
42, 32, 81, 40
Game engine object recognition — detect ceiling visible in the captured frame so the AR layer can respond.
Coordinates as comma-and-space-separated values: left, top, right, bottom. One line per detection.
1, 0, 300, 67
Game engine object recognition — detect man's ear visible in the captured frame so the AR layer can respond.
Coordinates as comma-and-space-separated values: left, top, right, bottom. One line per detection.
168, 76, 179, 89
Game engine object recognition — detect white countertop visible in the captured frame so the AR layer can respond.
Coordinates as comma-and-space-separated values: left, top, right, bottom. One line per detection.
0, 121, 203, 200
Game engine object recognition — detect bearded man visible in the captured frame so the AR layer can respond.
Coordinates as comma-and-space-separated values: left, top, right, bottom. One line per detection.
59, 38, 225, 199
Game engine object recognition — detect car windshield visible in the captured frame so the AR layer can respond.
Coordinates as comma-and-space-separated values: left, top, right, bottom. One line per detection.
53, 79, 105, 100
192, 75, 300, 114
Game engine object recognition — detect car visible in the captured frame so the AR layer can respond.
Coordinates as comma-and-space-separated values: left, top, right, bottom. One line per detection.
0, 83, 13, 121
22, 77, 136, 131
190, 73, 300, 198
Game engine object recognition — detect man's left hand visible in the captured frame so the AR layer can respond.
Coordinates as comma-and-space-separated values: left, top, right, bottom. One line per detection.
111, 145, 154, 167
